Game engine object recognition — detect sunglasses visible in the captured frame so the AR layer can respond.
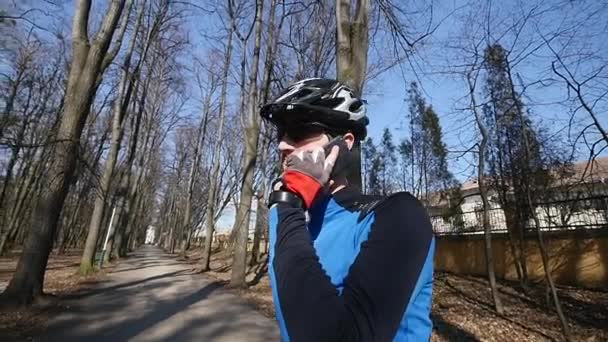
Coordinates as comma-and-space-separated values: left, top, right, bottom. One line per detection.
276, 124, 327, 143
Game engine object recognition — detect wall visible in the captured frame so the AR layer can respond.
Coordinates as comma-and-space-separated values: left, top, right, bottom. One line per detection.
435, 228, 608, 288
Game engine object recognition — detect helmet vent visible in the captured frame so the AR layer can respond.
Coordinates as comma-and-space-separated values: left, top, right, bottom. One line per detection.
315, 98, 344, 107
349, 100, 363, 112
296, 89, 313, 98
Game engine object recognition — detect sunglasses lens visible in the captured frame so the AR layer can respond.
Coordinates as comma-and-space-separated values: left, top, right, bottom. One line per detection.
277, 125, 325, 142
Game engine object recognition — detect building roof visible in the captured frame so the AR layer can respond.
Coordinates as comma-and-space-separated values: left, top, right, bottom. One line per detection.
459, 157, 608, 194
560, 156, 608, 185
423, 157, 608, 212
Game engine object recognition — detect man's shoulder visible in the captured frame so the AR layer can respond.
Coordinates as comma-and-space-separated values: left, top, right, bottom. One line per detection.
372, 191, 434, 238
374, 191, 423, 212
351, 191, 422, 222
332, 187, 426, 222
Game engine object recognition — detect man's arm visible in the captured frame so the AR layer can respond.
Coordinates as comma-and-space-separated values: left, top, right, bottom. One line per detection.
273, 192, 434, 342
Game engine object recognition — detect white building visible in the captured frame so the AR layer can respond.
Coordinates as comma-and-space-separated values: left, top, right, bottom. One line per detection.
430, 157, 608, 235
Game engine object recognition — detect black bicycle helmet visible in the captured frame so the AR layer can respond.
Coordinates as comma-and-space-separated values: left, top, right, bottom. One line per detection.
260, 78, 369, 140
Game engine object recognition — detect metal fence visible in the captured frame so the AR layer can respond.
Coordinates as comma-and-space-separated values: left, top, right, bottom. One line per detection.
430, 195, 608, 235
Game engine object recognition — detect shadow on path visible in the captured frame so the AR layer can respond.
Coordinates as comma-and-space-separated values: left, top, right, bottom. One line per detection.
64, 269, 192, 300
42, 246, 280, 342
47, 281, 223, 342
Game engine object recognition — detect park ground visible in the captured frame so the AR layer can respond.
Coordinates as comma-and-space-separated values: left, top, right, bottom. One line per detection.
196, 250, 608, 342
0, 249, 112, 340
0, 247, 606, 341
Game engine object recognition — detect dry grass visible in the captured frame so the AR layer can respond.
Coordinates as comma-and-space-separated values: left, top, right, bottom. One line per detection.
192, 249, 608, 342
431, 273, 607, 341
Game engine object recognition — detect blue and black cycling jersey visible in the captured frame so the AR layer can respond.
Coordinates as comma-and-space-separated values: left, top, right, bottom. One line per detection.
268, 187, 435, 341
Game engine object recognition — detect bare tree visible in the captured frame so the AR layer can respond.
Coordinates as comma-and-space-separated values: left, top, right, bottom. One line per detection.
335, 0, 369, 190
230, 0, 265, 288
249, 0, 280, 266
179, 68, 216, 258
249, 125, 272, 266
279, 0, 335, 81
502, 53, 571, 340
79, 0, 149, 274
546, 45, 608, 149
0, 0, 129, 305
200, 25, 235, 272
112, 0, 188, 257
465, 48, 504, 314
531, 1, 607, 156
0, 37, 65, 253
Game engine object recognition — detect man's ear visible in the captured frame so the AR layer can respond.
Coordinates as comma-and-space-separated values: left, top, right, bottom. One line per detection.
343, 132, 355, 150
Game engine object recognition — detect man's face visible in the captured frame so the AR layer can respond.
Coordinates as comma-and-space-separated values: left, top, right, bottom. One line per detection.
278, 129, 330, 171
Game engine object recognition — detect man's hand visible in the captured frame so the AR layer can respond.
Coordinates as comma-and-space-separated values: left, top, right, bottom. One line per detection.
282, 146, 339, 208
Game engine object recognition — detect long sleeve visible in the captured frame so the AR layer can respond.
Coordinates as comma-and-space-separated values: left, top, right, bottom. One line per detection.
271, 192, 434, 342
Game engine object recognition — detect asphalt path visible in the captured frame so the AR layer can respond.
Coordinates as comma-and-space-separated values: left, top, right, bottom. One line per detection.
41, 245, 280, 342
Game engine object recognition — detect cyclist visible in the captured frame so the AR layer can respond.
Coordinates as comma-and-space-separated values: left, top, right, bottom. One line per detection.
261, 78, 435, 341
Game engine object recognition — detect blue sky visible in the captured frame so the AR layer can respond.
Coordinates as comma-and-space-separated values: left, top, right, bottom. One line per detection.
7, 0, 606, 182
362, 0, 608, 181
184, 0, 607, 183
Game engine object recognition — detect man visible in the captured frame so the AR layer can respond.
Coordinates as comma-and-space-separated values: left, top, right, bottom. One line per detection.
260, 78, 435, 341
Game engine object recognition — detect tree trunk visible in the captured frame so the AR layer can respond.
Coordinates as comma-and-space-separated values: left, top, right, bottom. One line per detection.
0, 153, 37, 255
505, 62, 571, 340
249, 191, 267, 266
3, 86, 89, 301
0, 72, 59, 254
0, 231, 11, 257
112, 72, 149, 259
119, 140, 148, 257
111, 199, 128, 259
0, 0, 128, 305
336, 0, 369, 95
79, 0, 144, 274
169, 199, 181, 254
125, 185, 145, 253
335, 0, 369, 190
504, 213, 527, 292
101, 205, 118, 265
79, 116, 125, 272
117, 78, 158, 258
165, 196, 177, 251
200, 26, 234, 272
261, 0, 284, 105
180, 82, 211, 258
57, 177, 94, 255
468, 71, 503, 314
248, 0, 278, 267
249, 136, 270, 268
231, 0, 265, 288
0, 109, 30, 212
492, 109, 529, 291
